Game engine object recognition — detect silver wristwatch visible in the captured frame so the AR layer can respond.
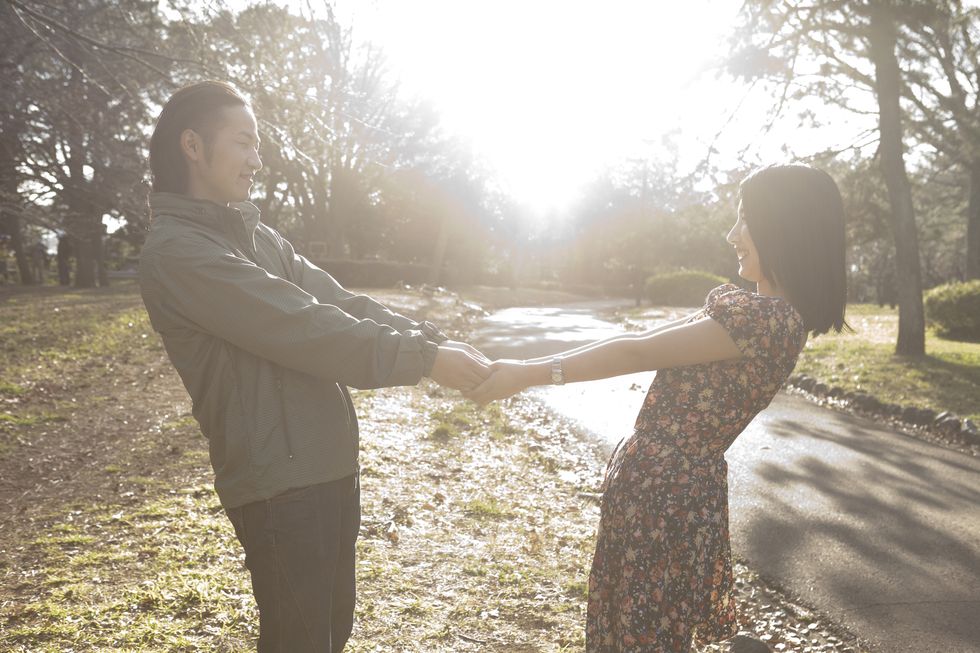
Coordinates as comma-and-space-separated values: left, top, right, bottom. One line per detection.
550, 357, 565, 385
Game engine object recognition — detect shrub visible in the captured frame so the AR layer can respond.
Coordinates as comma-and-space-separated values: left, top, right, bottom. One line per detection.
645, 270, 729, 306
924, 280, 980, 341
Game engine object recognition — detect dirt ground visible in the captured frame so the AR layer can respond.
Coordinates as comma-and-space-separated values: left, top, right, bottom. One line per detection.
0, 282, 869, 652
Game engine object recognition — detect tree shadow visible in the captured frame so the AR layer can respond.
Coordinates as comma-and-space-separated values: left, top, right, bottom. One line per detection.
767, 414, 980, 478
735, 414, 980, 651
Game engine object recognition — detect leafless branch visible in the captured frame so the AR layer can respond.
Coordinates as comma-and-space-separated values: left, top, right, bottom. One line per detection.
8, 0, 174, 83
7, 1, 113, 97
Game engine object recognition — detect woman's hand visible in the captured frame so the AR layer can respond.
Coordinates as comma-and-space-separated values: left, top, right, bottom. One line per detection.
464, 359, 531, 406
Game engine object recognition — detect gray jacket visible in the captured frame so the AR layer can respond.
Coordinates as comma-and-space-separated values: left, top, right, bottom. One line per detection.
139, 192, 444, 508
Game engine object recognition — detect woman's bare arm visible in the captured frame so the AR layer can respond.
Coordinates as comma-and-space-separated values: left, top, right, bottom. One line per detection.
518, 313, 695, 364
466, 317, 742, 405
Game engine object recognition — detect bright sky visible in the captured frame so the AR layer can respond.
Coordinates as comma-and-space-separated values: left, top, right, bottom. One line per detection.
286, 1, 874, 217
332, 0, 739, 215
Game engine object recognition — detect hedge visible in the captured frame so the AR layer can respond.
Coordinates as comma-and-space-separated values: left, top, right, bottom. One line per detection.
645, 270, 729, 306
924, 279, 980, 341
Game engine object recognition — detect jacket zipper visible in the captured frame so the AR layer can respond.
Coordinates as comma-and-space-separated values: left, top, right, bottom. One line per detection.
275, 373, 295, 460
229, 216, 294, 461
226, 212, 295, 462
340, 384, 357, 439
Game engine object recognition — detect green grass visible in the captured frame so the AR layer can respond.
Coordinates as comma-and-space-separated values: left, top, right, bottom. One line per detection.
464, 496, 512, 519
798, 304, 980, 422
427, 400, 517, 441
0, 380, 26, 395
3, 493, 254, 652
0, 283, 254, 652
161, 415, 197, 432
0, 282, 161, 449
0, 281, 157, 386
0, 411, 68, 427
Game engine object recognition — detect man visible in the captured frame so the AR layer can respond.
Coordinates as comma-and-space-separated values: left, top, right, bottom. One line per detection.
139, 81, 490, 652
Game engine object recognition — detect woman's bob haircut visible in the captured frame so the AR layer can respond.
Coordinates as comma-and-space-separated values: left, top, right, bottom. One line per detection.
149, 80, 249, 195
738, 164, 848, 335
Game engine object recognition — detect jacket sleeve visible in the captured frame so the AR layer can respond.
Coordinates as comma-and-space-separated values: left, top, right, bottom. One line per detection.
273, 230, 449, 342
141, 239, 435, 389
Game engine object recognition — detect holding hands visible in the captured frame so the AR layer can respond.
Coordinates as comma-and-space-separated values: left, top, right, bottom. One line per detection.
427, 341, 537, 404
428, 341, 494, 392
464, 359, 533, 406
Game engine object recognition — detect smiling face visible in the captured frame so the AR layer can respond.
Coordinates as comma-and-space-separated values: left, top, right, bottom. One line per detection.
180, 105, 262, 205
727, 200, 765, 285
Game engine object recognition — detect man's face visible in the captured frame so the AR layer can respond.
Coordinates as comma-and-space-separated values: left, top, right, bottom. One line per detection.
183, 105, 262, 205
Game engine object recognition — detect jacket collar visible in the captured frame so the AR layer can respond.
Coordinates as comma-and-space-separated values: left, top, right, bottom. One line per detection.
149, 192, 261, 235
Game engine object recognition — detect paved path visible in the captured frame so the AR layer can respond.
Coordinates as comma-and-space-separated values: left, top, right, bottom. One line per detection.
471, 301, 980, 653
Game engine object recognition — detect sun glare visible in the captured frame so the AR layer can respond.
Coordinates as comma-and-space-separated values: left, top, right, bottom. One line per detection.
326, 1, 739, 215
280, 0, 876, 219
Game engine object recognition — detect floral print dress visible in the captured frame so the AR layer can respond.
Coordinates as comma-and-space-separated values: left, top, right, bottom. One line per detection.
586, 284, 807, 652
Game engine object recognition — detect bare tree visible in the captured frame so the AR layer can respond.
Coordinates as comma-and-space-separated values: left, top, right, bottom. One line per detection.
731, 0, 930, 355
2, 0, 499, 287
2, 0, 174, 286
898, 1, 980, 279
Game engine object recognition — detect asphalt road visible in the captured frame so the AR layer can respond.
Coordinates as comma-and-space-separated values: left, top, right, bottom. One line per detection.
470, 301, 980, 653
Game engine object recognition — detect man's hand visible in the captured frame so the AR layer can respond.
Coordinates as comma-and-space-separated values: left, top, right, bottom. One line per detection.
429, 346, 491, 392
441, 339, 491, 365
463, 359, 530, 406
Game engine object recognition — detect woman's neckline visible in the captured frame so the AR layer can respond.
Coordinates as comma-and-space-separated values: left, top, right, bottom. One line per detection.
729, 284, 804, 323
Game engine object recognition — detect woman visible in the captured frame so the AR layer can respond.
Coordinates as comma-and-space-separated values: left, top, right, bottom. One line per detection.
466, 164, 847, 652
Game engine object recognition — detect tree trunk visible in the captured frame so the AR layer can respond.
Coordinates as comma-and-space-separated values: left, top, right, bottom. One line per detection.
868, 5, 926, 356
3, 212, 34, 285
95, 226, 108, 287
64, 67, 96, 288
57, 234, 72, 286
325, 167, 352, 259
73, 222, 96, 288
311, 169, 344, 258
967, 161, 980, 280
0, 123, 33, 285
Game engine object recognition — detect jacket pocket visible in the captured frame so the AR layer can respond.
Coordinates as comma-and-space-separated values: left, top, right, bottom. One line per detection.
247, 366, 291, 470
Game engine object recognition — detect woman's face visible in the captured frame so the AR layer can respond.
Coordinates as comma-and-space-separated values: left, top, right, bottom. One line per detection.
727, 200, 764, 283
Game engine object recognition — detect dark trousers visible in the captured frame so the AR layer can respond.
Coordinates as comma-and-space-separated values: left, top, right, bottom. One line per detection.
226, 474, 360, 653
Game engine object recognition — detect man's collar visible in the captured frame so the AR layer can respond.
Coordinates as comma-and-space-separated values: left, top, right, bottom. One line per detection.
149, 192, 261, 233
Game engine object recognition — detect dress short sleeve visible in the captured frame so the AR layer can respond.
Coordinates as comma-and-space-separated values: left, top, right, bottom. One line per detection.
704, 283, 740, 307
704, 284, 799, 359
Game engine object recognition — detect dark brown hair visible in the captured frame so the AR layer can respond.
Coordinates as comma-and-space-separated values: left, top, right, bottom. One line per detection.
149, 81, 248, 194
738, 164, 848, 335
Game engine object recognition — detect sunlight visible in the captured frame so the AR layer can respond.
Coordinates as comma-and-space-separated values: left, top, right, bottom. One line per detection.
331, 0, 742, 215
